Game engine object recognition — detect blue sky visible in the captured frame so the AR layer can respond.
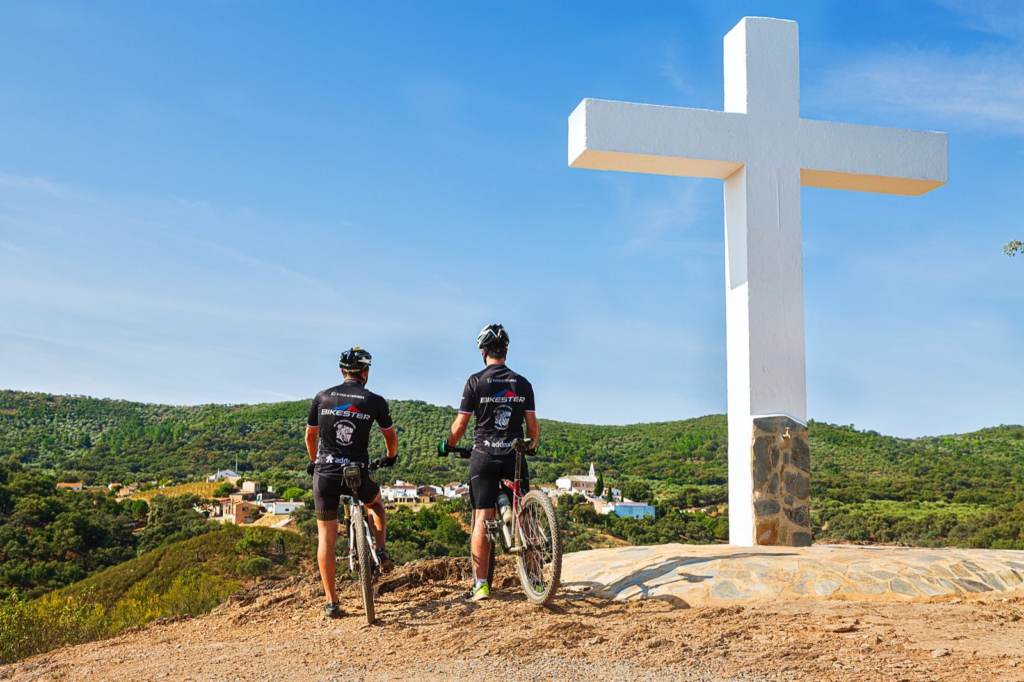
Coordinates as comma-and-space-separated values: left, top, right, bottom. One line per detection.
0, 0, 1020, 436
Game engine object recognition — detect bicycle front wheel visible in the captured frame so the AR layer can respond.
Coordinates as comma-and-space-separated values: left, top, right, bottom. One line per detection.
515, 490, 561, 605
351, 505, 375, 625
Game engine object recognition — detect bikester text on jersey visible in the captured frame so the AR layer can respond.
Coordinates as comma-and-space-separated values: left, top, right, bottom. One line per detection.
307, 380, 393, 476
459, 364, 535, 456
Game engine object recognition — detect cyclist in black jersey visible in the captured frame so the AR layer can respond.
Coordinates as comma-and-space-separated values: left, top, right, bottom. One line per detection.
439, 324, 539, 601
305, 347, 398, 618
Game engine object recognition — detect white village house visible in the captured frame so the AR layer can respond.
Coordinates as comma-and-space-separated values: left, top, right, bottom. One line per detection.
262, 500, 304, 515
443, 482, 470, 499
556, 463, 598, 495
380, 481, 418, 504
207, 469, 241, 483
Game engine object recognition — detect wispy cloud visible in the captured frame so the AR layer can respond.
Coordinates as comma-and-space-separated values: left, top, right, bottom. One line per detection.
182, 236, 319, 288
0, 241, 27, 254
809, 2, 1024, 135
933, 0, 1024, 38
0, 169, 498, 405
605, 178, 712, 254
659, 43, 694, 96
0, 172, 94, 202
812, 46, 1024, 134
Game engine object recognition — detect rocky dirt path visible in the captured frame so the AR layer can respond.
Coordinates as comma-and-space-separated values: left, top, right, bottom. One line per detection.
2, 557, 1023, 682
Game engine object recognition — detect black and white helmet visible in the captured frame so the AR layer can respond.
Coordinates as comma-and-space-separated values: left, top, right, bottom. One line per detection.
476, 323, 509, 352
339, 346, 373, 371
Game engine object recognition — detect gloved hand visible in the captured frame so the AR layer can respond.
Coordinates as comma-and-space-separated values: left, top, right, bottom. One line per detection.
306, 461, 315, 476
378, 456, 397, 468
437, 438, 449, 457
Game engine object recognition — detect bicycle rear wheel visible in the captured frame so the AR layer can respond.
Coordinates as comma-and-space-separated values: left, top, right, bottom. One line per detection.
351, 505, 375, 624
515, 490, 561, 605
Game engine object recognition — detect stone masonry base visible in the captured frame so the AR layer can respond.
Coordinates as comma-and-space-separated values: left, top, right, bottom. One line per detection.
751, 415, 811, 546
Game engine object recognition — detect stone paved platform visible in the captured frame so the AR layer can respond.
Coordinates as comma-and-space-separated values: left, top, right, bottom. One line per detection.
561, 544, 1024, 606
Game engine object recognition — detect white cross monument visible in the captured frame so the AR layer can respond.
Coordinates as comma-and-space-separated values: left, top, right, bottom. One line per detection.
568, 17, 947, 546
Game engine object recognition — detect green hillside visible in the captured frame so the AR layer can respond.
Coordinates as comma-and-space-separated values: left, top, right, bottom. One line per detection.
0, 525, 305, 664
2, 389, 1022, 502
2, 389, 1023, 550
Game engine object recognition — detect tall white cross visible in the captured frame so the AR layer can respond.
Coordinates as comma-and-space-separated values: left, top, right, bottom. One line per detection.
568, 17, 947, 546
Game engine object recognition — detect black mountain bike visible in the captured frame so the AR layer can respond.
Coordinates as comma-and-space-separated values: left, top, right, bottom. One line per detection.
339, 458, 387, 625
440, 438, 562, 605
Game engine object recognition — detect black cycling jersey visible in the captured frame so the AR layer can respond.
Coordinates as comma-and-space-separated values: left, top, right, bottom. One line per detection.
459, 363, 535, 456
307, 380, 393, 475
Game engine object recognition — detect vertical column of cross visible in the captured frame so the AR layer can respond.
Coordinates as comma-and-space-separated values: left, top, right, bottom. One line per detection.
723, 18, 811, 546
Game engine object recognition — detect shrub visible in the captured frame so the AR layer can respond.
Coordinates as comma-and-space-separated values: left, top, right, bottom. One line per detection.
0, 592, 106, 664
235, 527, 271, 555
212, 482, 236, 496
0, 527, 305, 664
236, 557, 273, 577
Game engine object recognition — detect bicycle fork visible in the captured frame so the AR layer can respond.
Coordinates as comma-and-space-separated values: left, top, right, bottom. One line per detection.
347, 506, 381, 573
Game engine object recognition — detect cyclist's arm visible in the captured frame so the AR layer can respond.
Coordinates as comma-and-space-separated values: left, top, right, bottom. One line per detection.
523, 379, 539, 447
447, 412, 471, 447
304, 426, 319, 461
376, 397, 398, 459
448, 376, 476, 447
381, 425, 398, 459
305, 395, 320, 462
525, 411, 539, 447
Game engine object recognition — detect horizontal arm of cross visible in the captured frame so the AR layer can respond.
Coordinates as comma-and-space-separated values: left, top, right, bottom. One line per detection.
569, 98, 948, 196
799, 119, 947, 195
569, 98, 747, 179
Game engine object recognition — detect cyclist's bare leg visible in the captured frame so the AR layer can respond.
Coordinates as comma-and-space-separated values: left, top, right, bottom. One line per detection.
316, 519, 339, 604
472, 508, 495, 581
365, 493, 386, 549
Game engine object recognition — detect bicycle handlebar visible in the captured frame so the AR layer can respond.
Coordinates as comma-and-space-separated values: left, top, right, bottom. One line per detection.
368, 454, 397, 471
440, 438, 534, 459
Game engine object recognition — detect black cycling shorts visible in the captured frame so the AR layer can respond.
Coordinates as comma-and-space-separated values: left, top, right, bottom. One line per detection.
313, 471, 380, 521
469, 451, 529, 510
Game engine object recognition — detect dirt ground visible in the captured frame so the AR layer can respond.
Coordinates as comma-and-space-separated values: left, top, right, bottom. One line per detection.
2, 557, 1023, 682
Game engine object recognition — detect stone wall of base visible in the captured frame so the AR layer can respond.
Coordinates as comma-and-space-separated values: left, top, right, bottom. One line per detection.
751, 416, 811, 546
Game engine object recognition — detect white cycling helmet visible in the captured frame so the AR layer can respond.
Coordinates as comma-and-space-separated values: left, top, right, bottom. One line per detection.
476, 323, 509, 352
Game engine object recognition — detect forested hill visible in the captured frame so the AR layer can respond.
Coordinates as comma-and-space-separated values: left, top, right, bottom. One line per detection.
2, 389, 1022, 510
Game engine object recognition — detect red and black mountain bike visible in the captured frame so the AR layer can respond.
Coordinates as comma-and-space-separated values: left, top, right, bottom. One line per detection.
441, 438, 562, 605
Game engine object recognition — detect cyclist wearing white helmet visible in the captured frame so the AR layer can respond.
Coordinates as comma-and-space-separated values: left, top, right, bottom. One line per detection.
439, 324, 539, 601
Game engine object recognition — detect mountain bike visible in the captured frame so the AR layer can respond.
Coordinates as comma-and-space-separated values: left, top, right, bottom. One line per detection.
440, 438, 562, 605
339, 458, 387, 625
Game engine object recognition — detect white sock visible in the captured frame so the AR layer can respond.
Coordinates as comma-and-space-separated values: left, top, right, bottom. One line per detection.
474, 578, 487, 589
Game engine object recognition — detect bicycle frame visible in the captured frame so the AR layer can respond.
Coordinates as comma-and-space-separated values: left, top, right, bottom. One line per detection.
488, 445, 530, 554
338, 460, 384, 572
342, 495, 380, 572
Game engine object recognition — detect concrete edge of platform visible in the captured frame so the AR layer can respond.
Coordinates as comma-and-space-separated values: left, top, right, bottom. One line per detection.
561, 543, 1024, 606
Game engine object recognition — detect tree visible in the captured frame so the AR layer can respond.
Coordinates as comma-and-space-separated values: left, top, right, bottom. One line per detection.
212, 482, 236, 497
280, 486, 304, 501
594, 473, 604, 498
0, 462, 138, 597
1006, 240, 1023, 257
137, 494, 213, 554
622, 481, 652, 503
